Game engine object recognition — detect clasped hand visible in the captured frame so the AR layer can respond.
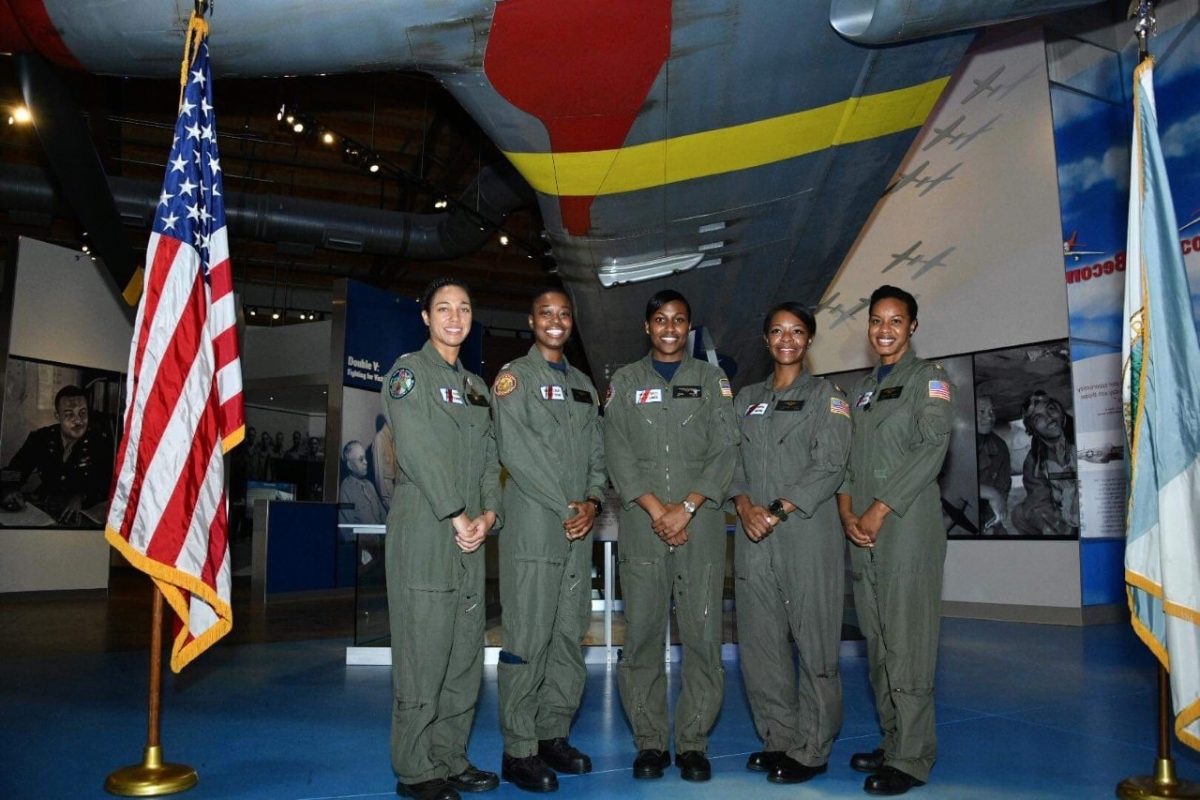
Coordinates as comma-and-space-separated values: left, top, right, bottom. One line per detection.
651, 503, 691, 546
452, 511, 495, 553
735, 497, 776, 542
563, 500, 597, 541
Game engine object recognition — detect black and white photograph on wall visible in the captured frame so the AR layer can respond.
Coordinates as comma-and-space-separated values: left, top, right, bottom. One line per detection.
932, 355, 979, 537
971, 340, 1078, 539
338, 386, 390, 527
0, 357, 123, 529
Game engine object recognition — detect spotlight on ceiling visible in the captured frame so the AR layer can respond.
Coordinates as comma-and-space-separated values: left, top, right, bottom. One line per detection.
8, 105, 32, 125
499, 234, 509, 246
322, 131, 335, 145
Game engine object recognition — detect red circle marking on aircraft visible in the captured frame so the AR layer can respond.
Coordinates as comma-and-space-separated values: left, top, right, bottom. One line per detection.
0, 0, 84, 69
484, 0, 672, 235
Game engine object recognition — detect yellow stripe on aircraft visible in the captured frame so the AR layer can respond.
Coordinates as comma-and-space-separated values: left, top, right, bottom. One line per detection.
504, 76, 950, 197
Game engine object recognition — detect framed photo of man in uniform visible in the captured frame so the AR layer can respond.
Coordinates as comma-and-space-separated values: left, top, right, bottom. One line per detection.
0, 356, 123, 529
969, 340, 1078, 539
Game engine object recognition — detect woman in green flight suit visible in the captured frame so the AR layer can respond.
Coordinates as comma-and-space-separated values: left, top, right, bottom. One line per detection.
603, 289, 739, 783
730, 301, 851, 786
837, 284, 954, 797
381, 277, 502, 800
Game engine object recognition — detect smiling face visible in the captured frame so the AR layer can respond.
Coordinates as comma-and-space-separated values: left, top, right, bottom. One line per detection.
529, 291, 574, 358
56, 396, 89, 443
1025, 395, 1064, 441
867, 296, 916, 364
423, 284, 473, 352
645, 299, 690, 361
764, 309, 811, 367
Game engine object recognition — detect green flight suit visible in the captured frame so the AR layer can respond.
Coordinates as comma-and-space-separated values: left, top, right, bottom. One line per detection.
840, 349, 953, 782
381, 340, 502, 785
491, 346, 607, 757
603, 354, 739, 753
731, 372, 851, 768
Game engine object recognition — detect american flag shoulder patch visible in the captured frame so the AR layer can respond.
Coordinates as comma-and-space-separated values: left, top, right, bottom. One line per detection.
830, 397, 851, 418
719, 378, 733, 398
928, 380, 951, 401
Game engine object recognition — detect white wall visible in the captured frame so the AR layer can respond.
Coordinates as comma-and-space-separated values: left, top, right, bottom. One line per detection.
9, 237, 134, 371
0, 530, 109, 592
243, 321, 333, 381
944, 540, 1081, 608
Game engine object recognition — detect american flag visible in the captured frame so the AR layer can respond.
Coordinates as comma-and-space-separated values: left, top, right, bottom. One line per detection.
105, 30, 244, 673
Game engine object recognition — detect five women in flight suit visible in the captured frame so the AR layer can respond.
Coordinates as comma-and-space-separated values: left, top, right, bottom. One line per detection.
382, 280, 950, 798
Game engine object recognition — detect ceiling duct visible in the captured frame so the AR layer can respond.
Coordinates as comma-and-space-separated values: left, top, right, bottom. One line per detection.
0, 158, 535, 262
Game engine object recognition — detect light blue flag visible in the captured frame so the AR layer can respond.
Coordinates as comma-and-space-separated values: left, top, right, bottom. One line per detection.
1121, 56, 1200, 751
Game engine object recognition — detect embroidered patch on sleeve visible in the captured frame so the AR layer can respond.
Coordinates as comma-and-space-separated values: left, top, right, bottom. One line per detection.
928, 380, 951, 401
388, 367, 415, 399
830, 397, 851, 418
493, 371, 518, 397
719, 378, 733, 398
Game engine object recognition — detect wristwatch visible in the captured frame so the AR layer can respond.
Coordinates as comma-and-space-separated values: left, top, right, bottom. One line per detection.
681, 499, 698, 516
768, 499, 789, 522
586, 497, 603, 515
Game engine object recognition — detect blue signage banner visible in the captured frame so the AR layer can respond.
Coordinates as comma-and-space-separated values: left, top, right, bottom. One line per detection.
342, 280, 483, 391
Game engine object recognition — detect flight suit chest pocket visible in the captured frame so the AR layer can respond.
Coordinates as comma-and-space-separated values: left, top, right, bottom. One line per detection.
771, 398, 812, 445
676, 390, 709, 460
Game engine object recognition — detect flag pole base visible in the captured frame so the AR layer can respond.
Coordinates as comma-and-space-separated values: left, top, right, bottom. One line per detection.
1117, 759, 1200, 799
105, 745, 198, 797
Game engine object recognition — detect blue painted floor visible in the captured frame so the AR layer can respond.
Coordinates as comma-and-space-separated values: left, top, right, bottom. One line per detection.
4, 618, 1199, 799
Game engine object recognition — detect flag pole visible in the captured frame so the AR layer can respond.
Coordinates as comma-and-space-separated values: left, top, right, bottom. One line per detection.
1115, 3, 1200, 798
104, 584, 198, 796
1116, 666, 1200, 799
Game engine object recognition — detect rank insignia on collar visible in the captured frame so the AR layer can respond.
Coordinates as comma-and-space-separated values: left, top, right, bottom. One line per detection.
388, 367, 415, 399
635, 388, 663, 404
493, 371, 518, 397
